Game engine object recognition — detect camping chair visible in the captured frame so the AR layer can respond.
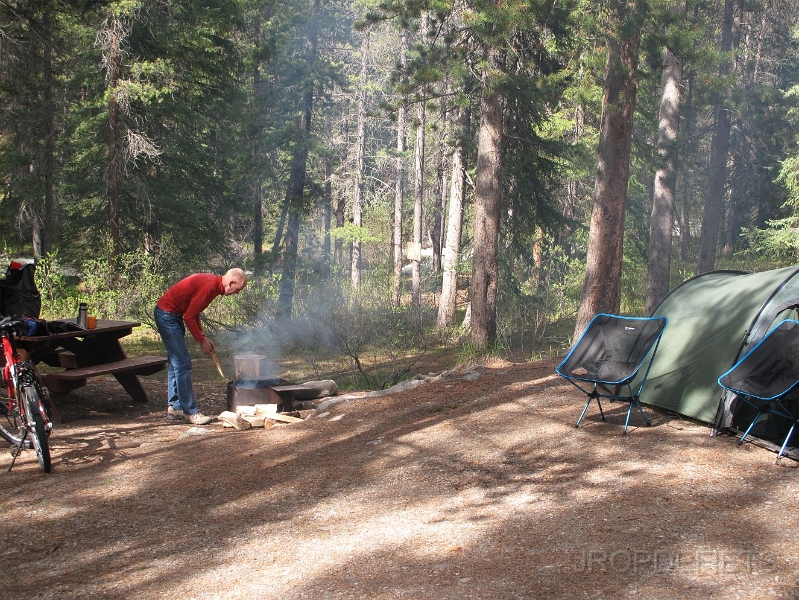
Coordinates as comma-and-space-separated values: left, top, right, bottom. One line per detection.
556, 313, 668, 434
718, 319, 799, 462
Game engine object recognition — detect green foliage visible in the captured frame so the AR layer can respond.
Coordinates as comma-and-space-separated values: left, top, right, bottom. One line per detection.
329, 222, 381, 244
76, 250, 171, 325
456, 338, 503, 364
203, 275, 280, 338
32, 248, 172, 324
57, 0, 249, 263
744, 80, 799, 262
619, 245, 648, 316
744, 219, 799, 262
33, 251, 71, 319
496, 240, 584, 359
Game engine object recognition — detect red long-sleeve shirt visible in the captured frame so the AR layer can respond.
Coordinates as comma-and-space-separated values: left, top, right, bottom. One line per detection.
156, 274, 223, 343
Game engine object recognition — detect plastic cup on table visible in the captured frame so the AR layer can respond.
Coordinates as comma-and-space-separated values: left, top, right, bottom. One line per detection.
86, 316, 97, 329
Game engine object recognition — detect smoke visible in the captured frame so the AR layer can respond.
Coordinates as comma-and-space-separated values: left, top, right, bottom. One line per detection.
224, 287, 341, 379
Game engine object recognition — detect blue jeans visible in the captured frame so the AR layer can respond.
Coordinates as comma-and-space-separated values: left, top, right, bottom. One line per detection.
154, 306, 199, 415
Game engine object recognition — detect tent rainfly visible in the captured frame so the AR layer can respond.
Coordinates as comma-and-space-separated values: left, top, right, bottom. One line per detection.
637, 266, 799, 451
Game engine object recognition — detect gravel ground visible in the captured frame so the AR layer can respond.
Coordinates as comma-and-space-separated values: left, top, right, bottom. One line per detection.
1, 358, 798, 599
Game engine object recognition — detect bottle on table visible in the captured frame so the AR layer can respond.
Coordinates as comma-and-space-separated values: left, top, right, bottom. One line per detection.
77, 303, 88, 328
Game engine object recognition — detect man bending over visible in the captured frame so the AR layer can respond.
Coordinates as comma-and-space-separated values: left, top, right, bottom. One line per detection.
154, 268, 247, 424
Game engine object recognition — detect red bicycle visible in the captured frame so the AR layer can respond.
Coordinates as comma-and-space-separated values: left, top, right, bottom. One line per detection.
0, 317, 53, 473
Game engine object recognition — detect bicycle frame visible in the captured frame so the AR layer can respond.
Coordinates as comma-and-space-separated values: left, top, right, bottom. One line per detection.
0, 319, 53, 473
1, 332, 22, 426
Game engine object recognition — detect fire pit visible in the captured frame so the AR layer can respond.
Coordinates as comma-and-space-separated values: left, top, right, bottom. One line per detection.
226, 353, 317, 413
226, 377, 313, 413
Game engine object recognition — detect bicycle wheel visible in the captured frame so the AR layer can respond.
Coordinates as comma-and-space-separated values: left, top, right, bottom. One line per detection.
21, 386, 51, 473
1, 364, 50, 448
24, 369, 54, 435
0, 395, 24, 446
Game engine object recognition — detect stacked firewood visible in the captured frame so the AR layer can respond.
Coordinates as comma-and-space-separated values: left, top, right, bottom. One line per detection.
218, 403, 303, 430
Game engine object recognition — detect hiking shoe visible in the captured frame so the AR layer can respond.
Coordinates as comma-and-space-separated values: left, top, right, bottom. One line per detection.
184, 412, 214, 425
167, 406, 185, 421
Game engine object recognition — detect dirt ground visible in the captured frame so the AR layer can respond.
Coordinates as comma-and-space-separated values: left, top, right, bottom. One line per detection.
2, 357, 799, 600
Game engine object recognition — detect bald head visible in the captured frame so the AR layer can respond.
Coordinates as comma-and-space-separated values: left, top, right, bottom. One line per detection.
222, 268, 247, 295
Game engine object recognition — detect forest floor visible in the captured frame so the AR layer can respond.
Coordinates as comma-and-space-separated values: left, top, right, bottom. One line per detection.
2, 356, 799, 599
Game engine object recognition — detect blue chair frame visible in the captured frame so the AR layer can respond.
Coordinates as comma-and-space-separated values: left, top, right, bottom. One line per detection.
556, 314, 668, 434
718, 319, 799, 462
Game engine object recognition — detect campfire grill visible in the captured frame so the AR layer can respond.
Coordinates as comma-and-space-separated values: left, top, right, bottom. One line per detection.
226, 377, 313, 413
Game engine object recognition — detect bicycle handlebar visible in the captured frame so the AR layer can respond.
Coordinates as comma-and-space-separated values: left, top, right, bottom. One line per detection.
0, 317, 29, 336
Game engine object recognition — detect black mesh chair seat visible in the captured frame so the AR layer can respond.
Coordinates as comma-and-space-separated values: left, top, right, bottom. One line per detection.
573, 360, 642, 384
718, 319, 799, 461
556, 313, 668, 434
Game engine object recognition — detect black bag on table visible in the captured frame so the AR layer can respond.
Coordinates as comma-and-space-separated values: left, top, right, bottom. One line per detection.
0, 261, 42, 320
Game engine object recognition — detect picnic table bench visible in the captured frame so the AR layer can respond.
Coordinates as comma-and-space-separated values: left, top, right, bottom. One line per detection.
17, 319, 167, 403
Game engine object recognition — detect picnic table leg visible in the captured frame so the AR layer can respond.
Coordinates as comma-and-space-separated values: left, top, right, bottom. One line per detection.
113, 373, 150, 403
59, 333, 151, 403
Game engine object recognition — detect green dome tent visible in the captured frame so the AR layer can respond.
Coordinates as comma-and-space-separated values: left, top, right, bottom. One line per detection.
640, 266, 799, 443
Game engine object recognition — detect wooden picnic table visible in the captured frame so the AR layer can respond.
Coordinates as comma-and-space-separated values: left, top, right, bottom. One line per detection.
17, 319, 167, 403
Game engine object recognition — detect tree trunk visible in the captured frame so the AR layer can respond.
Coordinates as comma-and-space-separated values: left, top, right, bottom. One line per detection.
323, 148, 332, 280
470, 45, 505, 349
253, 180, 263, 257
751, 0, 769, 83
270, 194, 290, 262
696, 0, 743, 275
334, 192, 345, 266
411, 98, 425, 307
645, 44, 682, 314
437, 105, 469, 329
410, 12, 429, 308
39, 6, 57, 257
431, 94, 448, 274
350, 33, 369, 290
276, 134, 311, 320
559, 72, 584, 258
432, 147, 446, 274
573, 20, 641, 339
276, 0, 318, 319
392, 31, 408, 307
278, 206, 301, 318
106, 16, 123, 256
534, 225, 544, 294
678, 66, 695, 262
251, 29, 264, 275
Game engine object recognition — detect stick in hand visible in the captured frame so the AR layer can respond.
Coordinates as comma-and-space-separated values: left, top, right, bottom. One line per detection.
210, 351, 226, 380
